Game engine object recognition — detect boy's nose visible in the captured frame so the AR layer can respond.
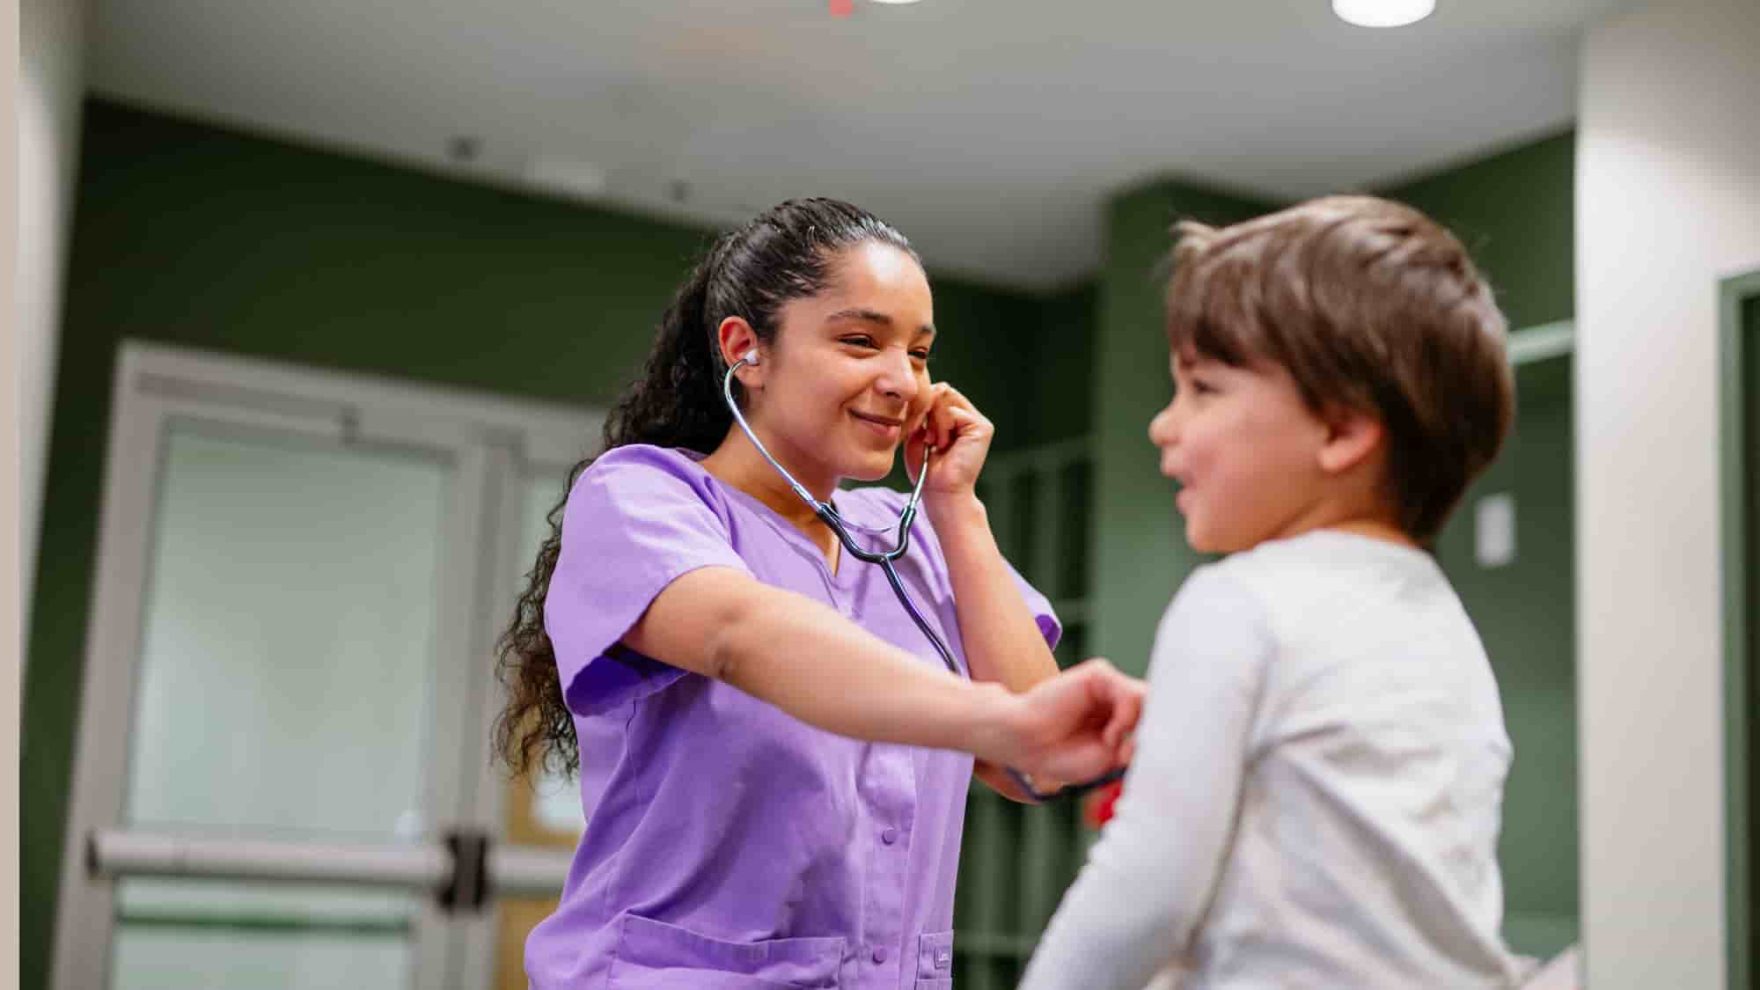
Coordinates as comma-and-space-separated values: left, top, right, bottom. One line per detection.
1148, 403, 1177, 447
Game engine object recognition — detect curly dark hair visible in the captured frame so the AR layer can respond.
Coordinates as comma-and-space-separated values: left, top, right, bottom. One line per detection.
493, 198, 918, 778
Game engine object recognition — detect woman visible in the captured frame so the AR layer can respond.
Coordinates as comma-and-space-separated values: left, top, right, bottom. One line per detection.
496, 198, 1139, 989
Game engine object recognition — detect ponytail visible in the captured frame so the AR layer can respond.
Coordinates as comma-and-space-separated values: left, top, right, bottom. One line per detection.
493, 198, 917, 777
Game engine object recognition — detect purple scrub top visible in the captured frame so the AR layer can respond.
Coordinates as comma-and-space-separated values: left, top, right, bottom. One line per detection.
524, 444, 1060, 989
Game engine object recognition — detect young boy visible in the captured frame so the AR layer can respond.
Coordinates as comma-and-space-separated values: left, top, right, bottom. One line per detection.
1020, 196, 1532, 989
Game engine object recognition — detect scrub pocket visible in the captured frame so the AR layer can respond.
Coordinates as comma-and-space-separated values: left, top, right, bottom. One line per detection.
913, 929, 955, 989
609, 913, 846, 989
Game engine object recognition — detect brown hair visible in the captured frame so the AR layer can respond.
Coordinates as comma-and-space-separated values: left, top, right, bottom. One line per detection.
1165, 195, 1513, 542
493, 198, 917, 779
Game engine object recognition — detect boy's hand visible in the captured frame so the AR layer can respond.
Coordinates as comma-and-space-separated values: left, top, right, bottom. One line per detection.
984, 659, 1145, 785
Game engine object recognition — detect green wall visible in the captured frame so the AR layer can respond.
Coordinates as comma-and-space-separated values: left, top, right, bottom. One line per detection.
20, 99, 1075, 990
1021, 282, 1098, 446
1750, 291, 1759, 984
1088, 179, 1282, 672
1087, 131, 1579, 958
1432, 355, 1578, 955
1380, 131, 1575, 330
1385, 130, 1579, 956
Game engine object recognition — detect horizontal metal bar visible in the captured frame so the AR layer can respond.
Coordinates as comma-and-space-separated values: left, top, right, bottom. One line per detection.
89, 830, 450, 891
1508, 321, 1575, 366
488, 845, 573, 898
116, 909, 413, 939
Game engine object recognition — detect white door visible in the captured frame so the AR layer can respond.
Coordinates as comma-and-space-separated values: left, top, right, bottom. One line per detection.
52, 343, 599, 990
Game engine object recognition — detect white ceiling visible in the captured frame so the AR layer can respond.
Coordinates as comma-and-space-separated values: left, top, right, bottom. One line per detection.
87, 0, 1625, 289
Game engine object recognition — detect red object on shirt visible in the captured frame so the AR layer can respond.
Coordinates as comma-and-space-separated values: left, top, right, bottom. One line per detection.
1082, 779, 1125, 829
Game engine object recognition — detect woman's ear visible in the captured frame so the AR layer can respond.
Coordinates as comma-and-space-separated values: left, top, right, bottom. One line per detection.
1316, 405, 1385, 476
716, 317, 763, 387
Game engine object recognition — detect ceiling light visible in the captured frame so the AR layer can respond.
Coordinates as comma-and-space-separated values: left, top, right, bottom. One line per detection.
1332, 0, 1435, 28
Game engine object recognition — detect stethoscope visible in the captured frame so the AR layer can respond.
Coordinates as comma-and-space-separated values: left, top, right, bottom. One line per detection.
723, 351, 1124, 802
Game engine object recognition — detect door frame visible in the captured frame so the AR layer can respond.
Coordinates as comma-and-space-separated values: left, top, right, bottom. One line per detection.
51, 341, 599, 990
1723, 269, 1760, 990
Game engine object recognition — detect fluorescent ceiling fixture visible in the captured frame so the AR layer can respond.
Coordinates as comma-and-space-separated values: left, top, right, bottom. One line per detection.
1332, 0, 1435, 28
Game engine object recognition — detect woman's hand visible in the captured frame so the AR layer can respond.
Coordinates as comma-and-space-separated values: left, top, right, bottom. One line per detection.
976, 659, 1145, 786
905, 382, 993, 508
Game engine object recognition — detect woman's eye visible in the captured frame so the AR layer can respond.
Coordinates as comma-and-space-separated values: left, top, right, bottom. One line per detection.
911, 350, 932, 362
1190, 378, 1217, 395
840, 335, 878, 349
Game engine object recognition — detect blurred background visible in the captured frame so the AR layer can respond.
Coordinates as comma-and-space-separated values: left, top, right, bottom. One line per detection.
14, 0, 1757, 987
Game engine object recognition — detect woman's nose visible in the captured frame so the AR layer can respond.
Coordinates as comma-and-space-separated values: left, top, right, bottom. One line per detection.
875, 349, 920, 400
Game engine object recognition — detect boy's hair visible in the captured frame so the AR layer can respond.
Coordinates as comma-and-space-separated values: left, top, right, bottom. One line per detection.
1165, 195, 1513, 543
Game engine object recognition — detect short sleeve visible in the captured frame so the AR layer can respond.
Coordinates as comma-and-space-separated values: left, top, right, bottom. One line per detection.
1004, 556, 1062, 652
544, 448, 753, 717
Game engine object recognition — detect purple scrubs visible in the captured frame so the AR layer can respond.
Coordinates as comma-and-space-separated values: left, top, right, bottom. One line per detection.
524, 445, 1059, 989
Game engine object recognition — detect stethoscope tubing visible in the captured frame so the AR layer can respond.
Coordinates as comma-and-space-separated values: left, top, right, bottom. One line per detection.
721, 356, 1124, 802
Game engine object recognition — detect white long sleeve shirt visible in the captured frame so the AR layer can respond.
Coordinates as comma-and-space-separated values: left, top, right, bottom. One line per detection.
1021, 530, 1532, 990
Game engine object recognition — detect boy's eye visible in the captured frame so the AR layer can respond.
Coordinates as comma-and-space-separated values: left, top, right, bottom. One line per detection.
910, 349, 932, 363
840, 335, 879, 349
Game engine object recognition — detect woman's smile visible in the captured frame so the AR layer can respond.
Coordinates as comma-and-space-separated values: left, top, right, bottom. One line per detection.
850, 409, 905, 441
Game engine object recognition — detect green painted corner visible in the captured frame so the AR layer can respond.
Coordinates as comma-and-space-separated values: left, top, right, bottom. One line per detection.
1720, 268, 1760, 990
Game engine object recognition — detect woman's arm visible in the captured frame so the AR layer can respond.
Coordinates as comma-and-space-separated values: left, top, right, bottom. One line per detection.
911, 383, 1068, 800
909, 382, 1060, 691
930, 494, 1060, 690
932, 494, 1066, 801
622, 565, 1140, 783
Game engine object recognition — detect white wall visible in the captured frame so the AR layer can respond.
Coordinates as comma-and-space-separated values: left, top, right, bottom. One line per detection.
5, 0, 23, 981
13, 0, 84, 975
19, 0, 88, 636
1577, 0, 1760, 985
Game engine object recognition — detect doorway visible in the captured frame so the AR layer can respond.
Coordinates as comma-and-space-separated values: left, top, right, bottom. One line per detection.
51, 343, 598, 990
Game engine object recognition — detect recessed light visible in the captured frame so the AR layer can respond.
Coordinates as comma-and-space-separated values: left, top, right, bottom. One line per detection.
1332, 0, 1435, 28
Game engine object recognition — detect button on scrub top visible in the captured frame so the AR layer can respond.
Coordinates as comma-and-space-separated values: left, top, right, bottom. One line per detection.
524, 444, 1061, 990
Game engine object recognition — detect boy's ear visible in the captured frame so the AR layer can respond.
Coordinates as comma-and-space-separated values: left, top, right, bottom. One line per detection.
1316, 405, 1385, 476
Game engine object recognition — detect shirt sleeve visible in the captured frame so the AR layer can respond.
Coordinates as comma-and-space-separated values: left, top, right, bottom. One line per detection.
544, 450, 753, 718
1004, 555, 1062, 652
1019, 564, 1273, 990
